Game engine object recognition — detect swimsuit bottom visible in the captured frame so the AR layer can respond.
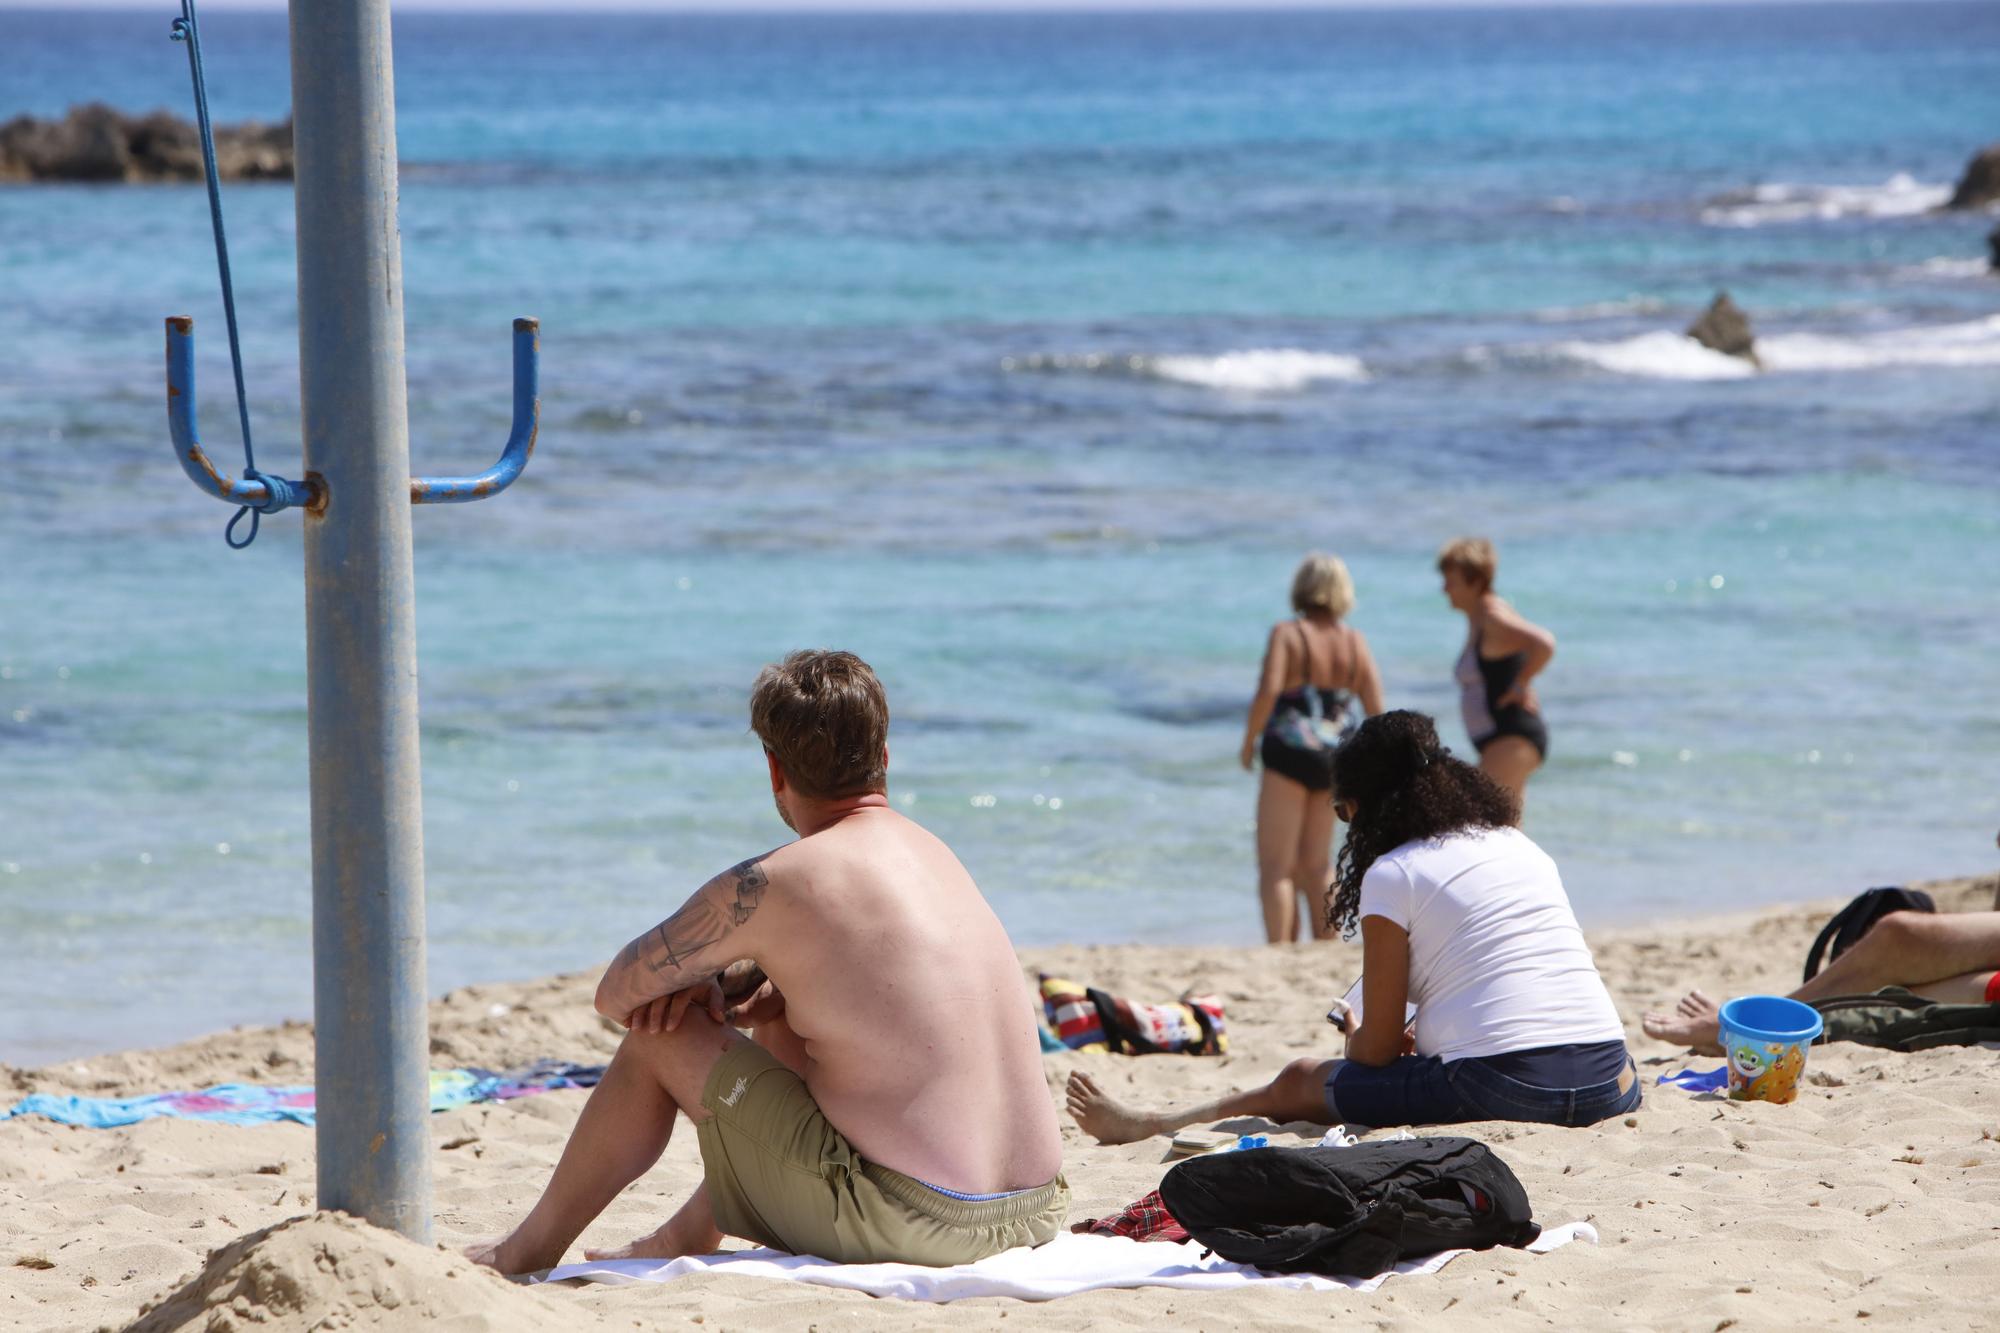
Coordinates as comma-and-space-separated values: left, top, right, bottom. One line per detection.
1261, 732, 1336, 792
1472, 705, 1549, 761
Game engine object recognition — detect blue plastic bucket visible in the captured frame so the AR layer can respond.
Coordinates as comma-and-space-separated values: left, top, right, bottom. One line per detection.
1717, 995, 1823, 1104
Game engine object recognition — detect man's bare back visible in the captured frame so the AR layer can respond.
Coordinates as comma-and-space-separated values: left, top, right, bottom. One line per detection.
734, 807, 1061, 1192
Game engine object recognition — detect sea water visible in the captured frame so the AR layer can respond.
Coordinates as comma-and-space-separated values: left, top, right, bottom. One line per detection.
2, 4, 1997, 1063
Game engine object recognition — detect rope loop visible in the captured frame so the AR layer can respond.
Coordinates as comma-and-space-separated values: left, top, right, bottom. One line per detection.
225, 505, 260, 549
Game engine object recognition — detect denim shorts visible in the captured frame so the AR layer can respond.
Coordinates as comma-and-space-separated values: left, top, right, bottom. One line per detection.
1327, 1050, 1640, 1130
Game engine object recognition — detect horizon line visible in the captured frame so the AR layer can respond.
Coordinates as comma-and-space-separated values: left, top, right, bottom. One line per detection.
0, 0, 1966, 13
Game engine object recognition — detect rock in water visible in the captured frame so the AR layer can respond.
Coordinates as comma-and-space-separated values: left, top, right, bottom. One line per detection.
1685, 292, 1762, 369
0, 103, 291, 182
1946, 143, 2000, 210
1988, 223, 2000, 274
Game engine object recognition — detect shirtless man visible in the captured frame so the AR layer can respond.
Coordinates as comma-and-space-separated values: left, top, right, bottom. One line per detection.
1645, 858, 2000, 1055
467, 650, 1067, 1274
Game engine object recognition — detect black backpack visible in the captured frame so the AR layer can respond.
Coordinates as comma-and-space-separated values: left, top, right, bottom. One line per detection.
1157, 1137, 1539, 1279
1812, 987, 2000, 1052
1802, 886, 1934, 984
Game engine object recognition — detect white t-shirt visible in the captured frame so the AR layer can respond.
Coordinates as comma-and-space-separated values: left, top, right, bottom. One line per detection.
1357, 825, 1625, 1062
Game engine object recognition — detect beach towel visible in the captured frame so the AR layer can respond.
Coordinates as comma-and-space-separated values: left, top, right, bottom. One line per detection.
1039, 973, 1227, 1055
533, 1222, 1596, 1301
0, 1060, 603, 1129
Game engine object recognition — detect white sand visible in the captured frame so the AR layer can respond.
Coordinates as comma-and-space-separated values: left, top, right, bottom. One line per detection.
4, 874, 1997, 1332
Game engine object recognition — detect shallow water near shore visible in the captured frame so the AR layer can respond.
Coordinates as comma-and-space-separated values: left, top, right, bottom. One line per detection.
2, 4, 1997, 1063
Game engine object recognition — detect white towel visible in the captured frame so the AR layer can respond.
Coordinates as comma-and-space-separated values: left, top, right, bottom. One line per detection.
535, 1221, 1596, 1302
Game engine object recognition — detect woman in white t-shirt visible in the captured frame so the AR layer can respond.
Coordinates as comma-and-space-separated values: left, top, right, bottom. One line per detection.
1066, 710, 1635, 1143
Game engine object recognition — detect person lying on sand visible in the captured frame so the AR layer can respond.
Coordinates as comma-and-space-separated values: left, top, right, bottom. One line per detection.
1644, 847, 2000, 1057
1069, 710, 1637, 1145
467, 650, 1067, 1275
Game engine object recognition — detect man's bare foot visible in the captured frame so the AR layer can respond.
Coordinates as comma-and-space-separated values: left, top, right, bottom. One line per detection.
1065, 1071, 1171, 1146
462, 1231, 558, 1277
1640, 988, 1725, 1056
582, 1211, 723, 1263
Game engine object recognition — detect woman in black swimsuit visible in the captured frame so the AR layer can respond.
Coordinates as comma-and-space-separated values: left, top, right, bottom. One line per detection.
1438, 537, 1555, 809
1239, 553, 1385, 944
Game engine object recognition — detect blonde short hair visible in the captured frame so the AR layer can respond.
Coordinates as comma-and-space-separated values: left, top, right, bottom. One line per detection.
1436, 536, 1497, 592
1290, 552, 1355, 617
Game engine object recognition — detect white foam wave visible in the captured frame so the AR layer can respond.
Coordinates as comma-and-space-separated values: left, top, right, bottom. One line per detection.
1005, 347, 1368, 392
1545, 315, 2000, 379
1150, 349, 1369, 391
1700, 173, 1950, 227
1897, 256, 1991, 279
1526, 297, 1670, 323
1548, 330, 1758, 380
1760, 315, 2000, 372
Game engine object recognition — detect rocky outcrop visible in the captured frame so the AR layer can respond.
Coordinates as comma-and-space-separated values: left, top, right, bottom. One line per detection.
1686, 291, 1762, 368
1988, 223, 2000, 273
1946, 143, 2000, 210
0, 103, 290, 183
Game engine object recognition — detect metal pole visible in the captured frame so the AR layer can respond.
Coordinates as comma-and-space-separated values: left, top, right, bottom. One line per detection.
289, 0, 432, 1240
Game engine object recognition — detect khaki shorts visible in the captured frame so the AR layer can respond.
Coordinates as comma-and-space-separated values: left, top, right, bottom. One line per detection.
694, 1040, 1069, 1266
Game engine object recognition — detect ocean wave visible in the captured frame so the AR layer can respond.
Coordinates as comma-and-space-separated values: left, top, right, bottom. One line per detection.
1004, 347, 1369, 392
1699, 173, 1950, 227
1539, 315, 2000, 380
1525, 297, 1671, 322
1546, 330, 1759, 380
1896, 256, 1992, 279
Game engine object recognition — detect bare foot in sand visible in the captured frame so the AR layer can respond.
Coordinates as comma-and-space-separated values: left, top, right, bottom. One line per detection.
1065, 1070, 1170, 1146
462, 1231, 557, 1277
582, 1210, 723, 1263
1641, 987, 1725, 1056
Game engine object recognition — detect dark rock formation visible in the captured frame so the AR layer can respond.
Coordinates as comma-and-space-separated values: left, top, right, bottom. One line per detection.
1686, 291, 1762, 368
1988, 223, 2000, 274
1946, 143, 2000, 210
0, 103, 290, 183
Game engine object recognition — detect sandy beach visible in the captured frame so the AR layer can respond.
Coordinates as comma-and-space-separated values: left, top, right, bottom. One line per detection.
2, 872, 1994, 1331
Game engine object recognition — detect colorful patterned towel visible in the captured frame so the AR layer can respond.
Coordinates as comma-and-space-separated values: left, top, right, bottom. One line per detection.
1039, 974, 1227, 1055
0, 1060, 603, 1129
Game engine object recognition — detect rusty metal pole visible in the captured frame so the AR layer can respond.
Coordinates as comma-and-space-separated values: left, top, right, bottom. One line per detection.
290, 0, 432, 1240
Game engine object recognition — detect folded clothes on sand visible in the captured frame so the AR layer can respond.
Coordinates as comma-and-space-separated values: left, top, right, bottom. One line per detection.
1039, 973, 1228, 1055
533, 1224, 1597, 1301
0, 1060, 604, 1129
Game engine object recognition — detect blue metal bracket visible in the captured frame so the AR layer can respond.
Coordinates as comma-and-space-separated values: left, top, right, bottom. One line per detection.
165, 315, 541, 513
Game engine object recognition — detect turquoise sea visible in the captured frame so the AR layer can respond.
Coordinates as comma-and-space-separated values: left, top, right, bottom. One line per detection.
2, 4, 1997, 1063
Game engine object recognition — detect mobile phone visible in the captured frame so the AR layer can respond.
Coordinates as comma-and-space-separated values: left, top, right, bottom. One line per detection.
1326, 976, 1365, 1029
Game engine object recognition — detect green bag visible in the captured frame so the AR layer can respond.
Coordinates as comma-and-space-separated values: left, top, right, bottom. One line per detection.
1811, 987, 2000, 1052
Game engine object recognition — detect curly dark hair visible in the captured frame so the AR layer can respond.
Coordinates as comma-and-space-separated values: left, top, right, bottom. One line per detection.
1327, 710, 1519, 937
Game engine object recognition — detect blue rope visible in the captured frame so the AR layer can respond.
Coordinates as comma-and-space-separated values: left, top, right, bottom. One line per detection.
171, 0, 270, 549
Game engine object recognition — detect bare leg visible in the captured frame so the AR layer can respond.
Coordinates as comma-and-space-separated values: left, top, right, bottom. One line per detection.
582, 1183, 724, 1263
578, 1010, 812, 1264
464, 1011, 741, 1275
1643, 912, 2000, 1052
1065, 1059, 1336, 1146
1479, 735, 1541, 809
1256, 772, 1310, 944
1295, 795, 1338, 942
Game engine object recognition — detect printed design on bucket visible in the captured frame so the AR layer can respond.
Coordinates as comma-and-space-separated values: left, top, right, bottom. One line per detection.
1725, 1039, 1806, 1104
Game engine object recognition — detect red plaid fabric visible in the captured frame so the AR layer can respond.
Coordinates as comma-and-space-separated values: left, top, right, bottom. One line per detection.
1077, 1188, 1190, 1244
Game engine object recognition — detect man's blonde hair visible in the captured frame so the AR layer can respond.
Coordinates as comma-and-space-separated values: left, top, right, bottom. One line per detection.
1290, 552, 1356, 617
1436, 536, 1497, 592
